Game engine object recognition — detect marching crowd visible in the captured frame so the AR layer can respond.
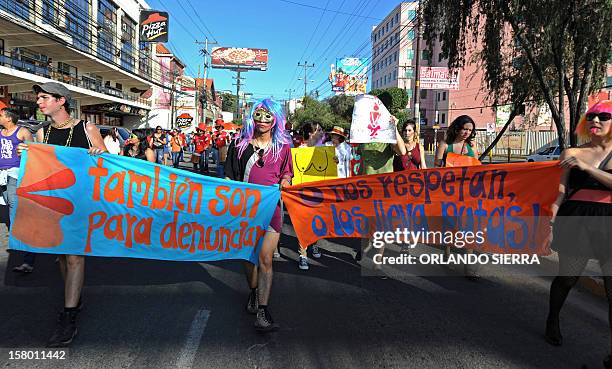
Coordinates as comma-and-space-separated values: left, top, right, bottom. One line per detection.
0, 82, 611, 368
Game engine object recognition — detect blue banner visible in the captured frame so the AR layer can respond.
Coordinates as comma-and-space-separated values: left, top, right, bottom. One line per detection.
9, 143, 279, 263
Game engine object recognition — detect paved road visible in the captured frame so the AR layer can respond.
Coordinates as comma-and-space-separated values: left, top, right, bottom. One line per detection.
0, 157, 607, 369
0, 215, 609, 369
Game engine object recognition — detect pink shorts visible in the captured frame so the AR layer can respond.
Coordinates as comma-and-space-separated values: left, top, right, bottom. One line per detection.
267, 202, 283, 233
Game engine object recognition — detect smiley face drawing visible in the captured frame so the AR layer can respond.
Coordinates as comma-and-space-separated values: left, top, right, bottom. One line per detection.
11, 144, 76, 248
292, 146, 337, 185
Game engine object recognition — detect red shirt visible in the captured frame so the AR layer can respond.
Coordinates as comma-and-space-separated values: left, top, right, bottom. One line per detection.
193, 133, 209, 153
214, 131, 229, 148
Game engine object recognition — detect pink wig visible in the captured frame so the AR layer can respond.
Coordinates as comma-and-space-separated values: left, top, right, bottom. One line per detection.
576, 100, 612, 140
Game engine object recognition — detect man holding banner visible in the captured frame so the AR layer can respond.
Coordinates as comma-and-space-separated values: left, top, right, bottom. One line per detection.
17, 82, 108, 347
224, 98, 293, 332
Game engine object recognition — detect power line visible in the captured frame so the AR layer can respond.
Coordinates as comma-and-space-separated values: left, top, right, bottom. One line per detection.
185, 0, 219, 43
278, 0, 382, 20
288, 0, 371, 93
303, 0, 378, 86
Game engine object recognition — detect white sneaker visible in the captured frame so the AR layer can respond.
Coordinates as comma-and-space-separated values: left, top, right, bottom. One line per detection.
298, 256, 309, 270
311, 244, 321, 259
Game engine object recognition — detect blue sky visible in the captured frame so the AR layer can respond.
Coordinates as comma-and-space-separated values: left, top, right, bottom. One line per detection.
147, 0, 403, 102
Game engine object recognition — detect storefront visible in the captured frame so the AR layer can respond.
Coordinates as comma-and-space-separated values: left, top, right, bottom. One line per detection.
81, 102, 146, 126
9, 91, 42, 120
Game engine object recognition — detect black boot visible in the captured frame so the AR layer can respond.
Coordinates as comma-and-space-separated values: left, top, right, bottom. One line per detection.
47, 310, 78, 348
544, 316, 562, 346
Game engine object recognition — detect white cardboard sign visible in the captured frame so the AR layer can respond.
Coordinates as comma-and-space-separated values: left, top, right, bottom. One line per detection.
350, 95, 397, 144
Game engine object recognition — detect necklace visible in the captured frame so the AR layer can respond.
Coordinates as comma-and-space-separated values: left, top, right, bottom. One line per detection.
44, 123, 75, 147
51, 118, 75, 129
252, 137, 271, 150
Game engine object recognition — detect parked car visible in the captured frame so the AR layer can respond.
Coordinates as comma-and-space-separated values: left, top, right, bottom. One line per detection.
526, 145, 562, 162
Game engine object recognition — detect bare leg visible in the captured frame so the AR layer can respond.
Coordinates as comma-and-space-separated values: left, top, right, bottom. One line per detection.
258, 232, 280, 306
243, 261, 257, 289
63, 255, 85, 308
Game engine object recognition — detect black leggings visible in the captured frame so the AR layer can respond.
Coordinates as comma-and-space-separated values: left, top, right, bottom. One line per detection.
548, 254, 612, 351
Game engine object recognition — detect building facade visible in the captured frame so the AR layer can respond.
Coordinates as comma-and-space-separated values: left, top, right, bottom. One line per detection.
0, 0, 160, 128
370, 1, 497, 132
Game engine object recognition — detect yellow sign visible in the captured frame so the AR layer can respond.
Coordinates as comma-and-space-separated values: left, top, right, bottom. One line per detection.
291, 146, 338, 185
498, 134, 523, 150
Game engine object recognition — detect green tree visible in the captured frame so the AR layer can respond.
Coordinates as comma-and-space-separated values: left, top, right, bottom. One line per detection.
368, 87, 411, 127
369, 87, 409, 115
326, 94, 355, 122
220, 92, 237, 113
422, 0, 612, 148
291, 96, 350, 130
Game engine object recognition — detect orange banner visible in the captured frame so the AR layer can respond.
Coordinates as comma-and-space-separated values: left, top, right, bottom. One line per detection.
282, 162, 561, 255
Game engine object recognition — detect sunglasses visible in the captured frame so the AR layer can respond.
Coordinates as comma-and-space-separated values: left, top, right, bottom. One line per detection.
256, 148, 264, 168
586, 112, 612, 121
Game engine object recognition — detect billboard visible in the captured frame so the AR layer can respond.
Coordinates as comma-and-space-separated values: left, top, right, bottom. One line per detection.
139, 10, 169, 42
211, 47, 268, 71
419, 67, 459, 90
329, 57, 368, 96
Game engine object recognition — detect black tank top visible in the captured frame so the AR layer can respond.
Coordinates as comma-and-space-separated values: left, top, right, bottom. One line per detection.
567, 151, 612, 196
43, 120, 92, 149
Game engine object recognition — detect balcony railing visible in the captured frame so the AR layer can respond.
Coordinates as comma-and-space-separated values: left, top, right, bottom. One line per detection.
0, 50, 150, 106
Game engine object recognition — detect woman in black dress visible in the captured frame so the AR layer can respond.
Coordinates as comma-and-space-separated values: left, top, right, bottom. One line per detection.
545, 101, 612, 367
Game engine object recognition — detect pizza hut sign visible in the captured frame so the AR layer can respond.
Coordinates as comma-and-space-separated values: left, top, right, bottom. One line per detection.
176, 113, 193, 129
139, 11, 169, 43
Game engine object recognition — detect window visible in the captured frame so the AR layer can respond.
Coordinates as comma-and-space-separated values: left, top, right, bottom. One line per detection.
442, 92, 447, 100
58, 62, 78, 78
420, 90, 427, 99
408, 30, 415, 40
395, 13, 399, 23
422, 50, 430, 61
384, 76, 387, 84
607, 76, 612, 87
407, 10, 416, 21
121, 15, 136, 71
441, 113, 446, 124
65, 0, 92, 52
42, 0, 59, 26
395, 32, 399, 45
407, 49, 414, 60
437, 92, 440, 102
393, 70, 397, 80
97, 0, 118, 62
0, 0, 30, 20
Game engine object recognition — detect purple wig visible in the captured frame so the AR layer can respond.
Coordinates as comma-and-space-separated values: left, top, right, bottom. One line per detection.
236, 98, 292, 162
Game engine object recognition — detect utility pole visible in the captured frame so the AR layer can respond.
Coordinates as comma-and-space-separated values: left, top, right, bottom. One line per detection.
284, 88, 296, 116
413, 2, 422, 133
285, 88, 296, 101
169, 68, 180, 129
196, 38, 218, 125
232, 69, 246, 122
297, 61, 315, 98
